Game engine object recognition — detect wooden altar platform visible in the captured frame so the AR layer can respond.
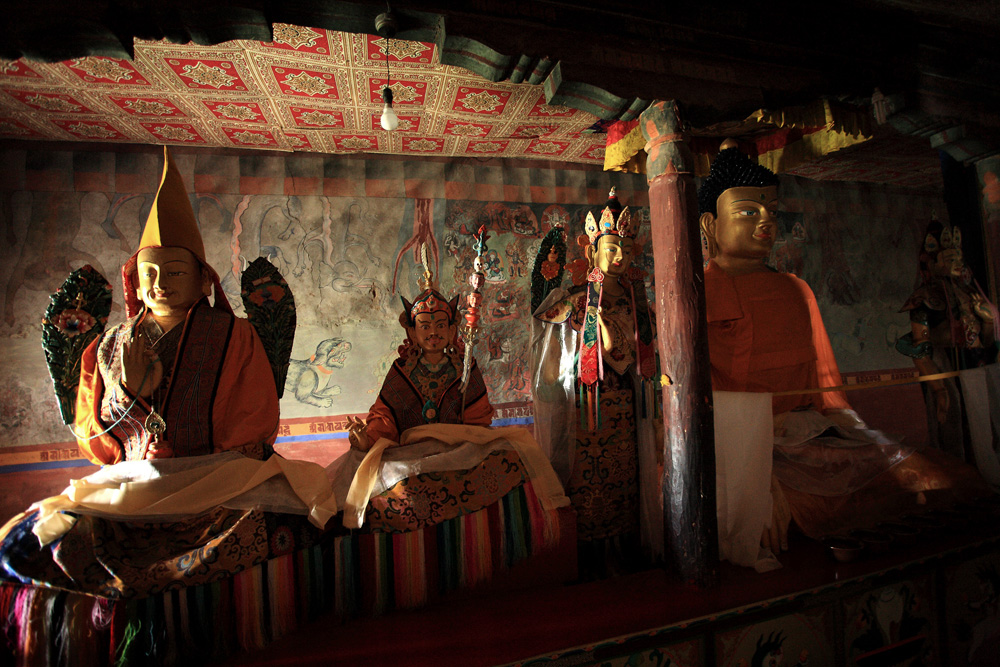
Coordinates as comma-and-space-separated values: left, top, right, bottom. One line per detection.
233, 502, 1000, 667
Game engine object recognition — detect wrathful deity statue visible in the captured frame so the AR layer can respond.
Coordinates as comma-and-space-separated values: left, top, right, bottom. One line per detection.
897, 219, 1000, 484
335, 245, 567, 533
530, 189, 661, 577
698, 143, 989, 567
348, 249, 493, 452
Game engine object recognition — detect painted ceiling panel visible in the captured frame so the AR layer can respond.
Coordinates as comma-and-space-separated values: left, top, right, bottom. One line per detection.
0, 25, 608, 165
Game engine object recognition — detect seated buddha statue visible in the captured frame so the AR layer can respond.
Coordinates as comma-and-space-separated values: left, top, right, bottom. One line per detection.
697, 142, 989, 565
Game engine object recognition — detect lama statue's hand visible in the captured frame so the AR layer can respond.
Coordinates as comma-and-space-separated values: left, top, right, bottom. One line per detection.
122, 332, 163, 398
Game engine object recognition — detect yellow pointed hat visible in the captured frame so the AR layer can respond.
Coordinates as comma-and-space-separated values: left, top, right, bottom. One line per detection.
138, 146, 206, 262
123, 146, 229, 317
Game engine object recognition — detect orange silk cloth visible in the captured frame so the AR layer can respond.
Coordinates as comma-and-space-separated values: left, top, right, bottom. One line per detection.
75, 311, 279, 465
704, 261, 850, 415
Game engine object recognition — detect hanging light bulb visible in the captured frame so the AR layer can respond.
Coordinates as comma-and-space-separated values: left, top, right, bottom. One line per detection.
380, 85, 398, 131
376, 6, 399, 132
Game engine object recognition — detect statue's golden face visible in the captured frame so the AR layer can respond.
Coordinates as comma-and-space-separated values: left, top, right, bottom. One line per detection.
135, 246, 210, 316
932, 248, 964, 278
589, 234, 633, 278
704, 186, 779, 260
928, 226, 964, 278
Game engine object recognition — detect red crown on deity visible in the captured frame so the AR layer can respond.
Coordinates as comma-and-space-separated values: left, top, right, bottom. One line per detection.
407, 289, 457, 322
400, 242, 460, 326
584, 187, 635, 245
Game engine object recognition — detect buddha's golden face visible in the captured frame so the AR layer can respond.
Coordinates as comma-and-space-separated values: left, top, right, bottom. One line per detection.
702, 186, 779, 260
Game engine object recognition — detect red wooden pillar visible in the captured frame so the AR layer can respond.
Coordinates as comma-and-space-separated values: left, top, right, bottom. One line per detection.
640, 100, 718, 587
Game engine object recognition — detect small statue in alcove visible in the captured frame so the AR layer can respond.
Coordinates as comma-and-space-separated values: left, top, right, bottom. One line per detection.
896, 219, 1000, 483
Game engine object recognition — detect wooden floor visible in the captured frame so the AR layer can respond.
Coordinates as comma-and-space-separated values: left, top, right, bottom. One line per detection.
230, 500, 1000, 667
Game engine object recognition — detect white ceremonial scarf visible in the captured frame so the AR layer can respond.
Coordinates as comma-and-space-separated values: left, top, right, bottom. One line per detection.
713, 390, 783, 572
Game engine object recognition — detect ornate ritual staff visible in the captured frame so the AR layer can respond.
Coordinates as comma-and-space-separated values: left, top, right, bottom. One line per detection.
460, 225, 490, 418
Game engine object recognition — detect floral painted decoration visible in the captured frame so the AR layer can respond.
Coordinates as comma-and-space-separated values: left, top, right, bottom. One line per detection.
52, 309, 97, 338
247, 282, 287, 307
540, 257, 561, 281
41, 265, 113, 424
565, 258, 590, 287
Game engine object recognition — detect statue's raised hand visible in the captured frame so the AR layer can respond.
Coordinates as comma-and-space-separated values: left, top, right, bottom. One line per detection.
596, 309, 615, 354
122, 331, 163, 398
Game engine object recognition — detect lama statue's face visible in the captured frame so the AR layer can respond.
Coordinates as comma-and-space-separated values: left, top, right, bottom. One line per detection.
135, 246, 210, 318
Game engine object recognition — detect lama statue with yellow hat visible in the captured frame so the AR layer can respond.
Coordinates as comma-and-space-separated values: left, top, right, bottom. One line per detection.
529, 188, 662, 578
47, 146, 290, 464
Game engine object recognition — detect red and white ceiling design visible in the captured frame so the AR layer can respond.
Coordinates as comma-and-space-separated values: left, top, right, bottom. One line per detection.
0, 24, 607, 164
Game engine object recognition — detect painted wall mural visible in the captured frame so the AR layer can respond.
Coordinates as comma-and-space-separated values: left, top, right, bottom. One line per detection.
946, 552, 1000, 667
773, 173, 947, 373
0, 144, 947, 455
976, 155, 1000, 302
716, 609, 835, 666
0, 145, 650, 449
842, 576, 939, 664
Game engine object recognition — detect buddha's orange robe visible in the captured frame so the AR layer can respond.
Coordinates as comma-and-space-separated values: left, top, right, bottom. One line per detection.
75, 300, 280, 465
704, 261, 988, 537
705, 261, 849, 415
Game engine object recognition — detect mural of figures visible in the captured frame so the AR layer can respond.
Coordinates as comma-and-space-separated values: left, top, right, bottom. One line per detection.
716, 611, 834, 667
775, 175, 946, 371
0, 145, 960, 457
961, 563, 1000, 667
947, 553, 1000, 667
844, 578, 937, 665
977, 157, 1000, 301
216, 194, 396, 327
773, 216, 807, 277
744, 632, 810, 667
584, 638, 700, 667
